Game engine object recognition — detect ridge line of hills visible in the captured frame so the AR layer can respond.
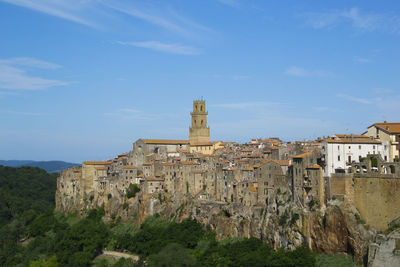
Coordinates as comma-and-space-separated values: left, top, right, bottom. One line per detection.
0, 160, 80, 173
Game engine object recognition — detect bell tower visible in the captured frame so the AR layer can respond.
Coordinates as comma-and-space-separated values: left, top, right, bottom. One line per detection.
189, 100, 210, 145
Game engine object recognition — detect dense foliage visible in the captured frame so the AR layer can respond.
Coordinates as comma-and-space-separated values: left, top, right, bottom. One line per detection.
0, 165, 58, 227
0, 208, 109, 266
112, 215, 316, 267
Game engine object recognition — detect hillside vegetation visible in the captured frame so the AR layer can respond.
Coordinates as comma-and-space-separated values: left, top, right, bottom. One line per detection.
0, 165, 58, 227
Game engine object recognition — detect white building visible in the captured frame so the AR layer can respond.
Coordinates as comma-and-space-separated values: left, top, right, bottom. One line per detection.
321, 134, 389, 177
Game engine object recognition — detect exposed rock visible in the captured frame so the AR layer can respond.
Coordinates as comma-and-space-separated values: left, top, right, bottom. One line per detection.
368, 229, 400, 267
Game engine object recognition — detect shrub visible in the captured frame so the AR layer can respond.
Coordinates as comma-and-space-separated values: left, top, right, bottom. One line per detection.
219, 210, 231, 218
107, 193, 112, 200
126, 183, 140, 199
279, 214, 288, 226
309, 200, 318, 209
291, 213, 300, 224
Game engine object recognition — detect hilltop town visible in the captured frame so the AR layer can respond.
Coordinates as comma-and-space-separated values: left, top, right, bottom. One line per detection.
56, 100, 400, 264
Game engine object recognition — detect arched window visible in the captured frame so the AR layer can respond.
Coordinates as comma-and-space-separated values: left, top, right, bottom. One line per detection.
201, 120, 203, 126
200, 105, 203, 111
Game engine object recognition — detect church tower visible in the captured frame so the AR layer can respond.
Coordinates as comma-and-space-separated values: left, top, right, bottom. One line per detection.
189, 100, 210, 145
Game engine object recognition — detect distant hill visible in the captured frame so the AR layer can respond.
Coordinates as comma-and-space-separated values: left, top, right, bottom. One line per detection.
0, 160, 80, 173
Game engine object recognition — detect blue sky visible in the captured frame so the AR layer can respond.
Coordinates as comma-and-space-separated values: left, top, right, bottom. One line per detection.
0, 0, 399, 162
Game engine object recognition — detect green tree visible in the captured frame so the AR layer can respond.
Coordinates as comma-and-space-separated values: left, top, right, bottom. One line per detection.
147, 243, 196, 267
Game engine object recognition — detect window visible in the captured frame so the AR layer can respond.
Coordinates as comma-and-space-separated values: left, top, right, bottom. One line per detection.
338, 155, 341, 161
338, 145, 340, 150
348, 146, 351, 149
348, 156, 351, 163
373, 145, 376, 149
359, 145, 361, 149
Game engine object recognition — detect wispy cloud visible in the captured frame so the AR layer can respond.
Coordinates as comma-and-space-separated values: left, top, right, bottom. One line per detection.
212, 102, 286, 109
0, 0, 97, 28
354, 57, 370, 63
284, 66, 332, 77
336, 94, 372, 104
0, 57, 62, 69
117, 41, 200, 55
302, 7, 400, 34
0, 58, 69, 90
1, 0, 210, 38
103, 2, 190, 35
217, 0, 240, 8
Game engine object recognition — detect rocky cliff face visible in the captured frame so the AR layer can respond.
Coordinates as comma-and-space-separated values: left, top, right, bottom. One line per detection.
56, 189, 375, 261
368, 229, 400, 267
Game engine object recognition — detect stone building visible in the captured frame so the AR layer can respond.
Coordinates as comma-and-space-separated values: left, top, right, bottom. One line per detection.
290, 152, 324, 208
364, 122, 400, 161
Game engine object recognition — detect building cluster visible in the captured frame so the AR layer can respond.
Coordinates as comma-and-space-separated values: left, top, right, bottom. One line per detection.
57, 101, 400, 215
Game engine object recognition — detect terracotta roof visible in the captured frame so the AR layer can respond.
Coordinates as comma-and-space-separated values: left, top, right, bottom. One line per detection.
372, 122, 400, 134
293, 152, 312, 159
161, 162, 175, 166
72, 169, 82, 173
137, 174, 144, 178
83, 161, 111, 165
142, 162, 153, 166
248, 187, 257, 192
122, 165, 137, 169
324, 136, 380, 144
335, 134, 365, 138
140, 139, 189, 145
95, 166, 107, 170
307, 164, 321, 169
223, 167, 237, 171
180, 161, 199, 165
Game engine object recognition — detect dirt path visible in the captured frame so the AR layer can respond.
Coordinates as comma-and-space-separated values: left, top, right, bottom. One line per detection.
101, 250, 139, 261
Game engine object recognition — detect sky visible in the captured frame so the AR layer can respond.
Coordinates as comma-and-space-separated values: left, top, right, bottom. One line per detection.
0, 0, 399, 162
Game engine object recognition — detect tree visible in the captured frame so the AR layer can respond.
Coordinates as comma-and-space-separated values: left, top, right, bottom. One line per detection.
147, 243, 196, 267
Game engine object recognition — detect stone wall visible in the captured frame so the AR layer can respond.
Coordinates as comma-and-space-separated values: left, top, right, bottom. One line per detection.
353, 177, 400, 230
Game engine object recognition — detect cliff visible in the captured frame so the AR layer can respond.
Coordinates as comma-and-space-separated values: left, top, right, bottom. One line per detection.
56, 187, 374, 261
